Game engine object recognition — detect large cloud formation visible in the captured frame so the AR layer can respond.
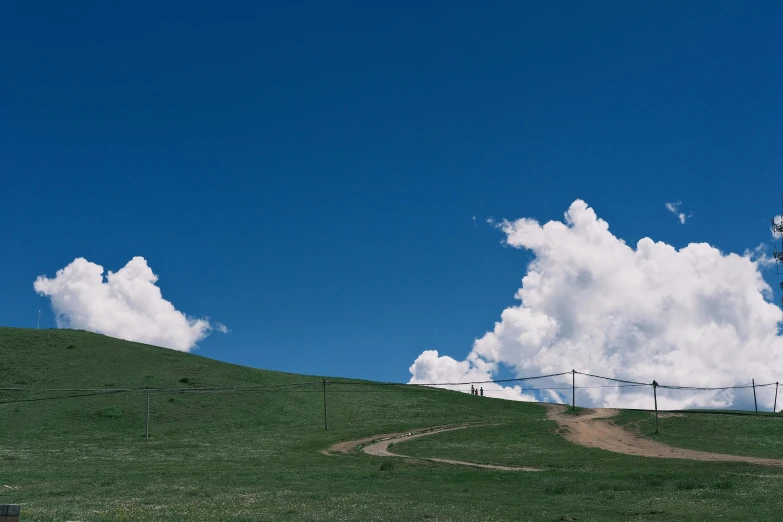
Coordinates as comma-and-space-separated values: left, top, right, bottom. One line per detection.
410, 200, 783, 410
34, 257, 219, 351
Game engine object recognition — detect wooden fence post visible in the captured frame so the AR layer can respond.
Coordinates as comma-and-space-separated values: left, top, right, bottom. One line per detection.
752, 379, 758, 416
322, 379, 328, 431
571, 369, 575, 410
145, 386, 150, 440
652, 380, 659, 434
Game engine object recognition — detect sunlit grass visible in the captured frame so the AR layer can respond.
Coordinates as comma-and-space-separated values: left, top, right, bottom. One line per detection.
2, 327, 783, 521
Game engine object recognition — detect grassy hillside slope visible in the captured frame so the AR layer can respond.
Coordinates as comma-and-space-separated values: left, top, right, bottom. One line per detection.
2, 328, 783, 521
613, 410, 783, 459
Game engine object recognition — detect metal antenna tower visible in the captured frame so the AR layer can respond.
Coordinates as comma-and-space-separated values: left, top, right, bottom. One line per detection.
772, 191, 783, 307
37, 310, 41, 329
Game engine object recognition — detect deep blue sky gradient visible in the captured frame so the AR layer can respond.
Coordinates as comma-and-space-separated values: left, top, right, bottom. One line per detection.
1, 1, 782, 381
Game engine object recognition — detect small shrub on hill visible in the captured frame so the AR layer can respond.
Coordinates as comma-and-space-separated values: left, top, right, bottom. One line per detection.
676, 479, 706, 491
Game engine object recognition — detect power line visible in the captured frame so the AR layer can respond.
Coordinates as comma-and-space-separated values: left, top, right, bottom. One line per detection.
658, 382, 776, 391
574, 371, 651, 386
329, 371, 572, 388
0, 390, 129, 405
0, 381, 321, 393
0, 371, 779, 398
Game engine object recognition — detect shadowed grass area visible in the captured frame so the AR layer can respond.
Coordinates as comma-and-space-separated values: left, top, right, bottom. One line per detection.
2, 327, 783, 521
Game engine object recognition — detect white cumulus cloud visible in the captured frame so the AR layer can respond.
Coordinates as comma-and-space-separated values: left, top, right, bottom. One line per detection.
34, 257, 222, 352
409, 200, 783, 410
409, 350, 538, 401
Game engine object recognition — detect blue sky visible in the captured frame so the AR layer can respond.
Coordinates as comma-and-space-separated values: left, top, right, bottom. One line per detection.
2, 1, 782, 384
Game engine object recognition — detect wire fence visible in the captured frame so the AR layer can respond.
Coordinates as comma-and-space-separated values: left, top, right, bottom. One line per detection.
1, 370, 781, 437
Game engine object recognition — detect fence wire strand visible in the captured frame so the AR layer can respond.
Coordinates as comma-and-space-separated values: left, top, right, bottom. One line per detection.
0, 371, 779, 406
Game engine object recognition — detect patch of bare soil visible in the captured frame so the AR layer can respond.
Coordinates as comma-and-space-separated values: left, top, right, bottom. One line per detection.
545, 404, 783, 466
320, 431, 410, 456
320, 425, 455, 456
323, 424, 539, 471
657, 412, 685, 419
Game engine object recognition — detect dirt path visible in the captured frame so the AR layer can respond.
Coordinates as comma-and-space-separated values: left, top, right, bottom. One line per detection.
320, 425, 455, 456
324, 425, 538, 471
360, 426, 470, 457
546, 404, 783, 466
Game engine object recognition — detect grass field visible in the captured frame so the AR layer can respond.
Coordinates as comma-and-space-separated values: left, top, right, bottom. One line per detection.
2, 327, 783, 521
613, 409, 783, 459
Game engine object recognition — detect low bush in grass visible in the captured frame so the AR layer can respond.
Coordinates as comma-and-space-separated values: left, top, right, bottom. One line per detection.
676, 479, 706, 491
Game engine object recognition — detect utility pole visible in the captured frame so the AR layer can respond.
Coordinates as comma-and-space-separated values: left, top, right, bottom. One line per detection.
322, 379, 328, 431
652, 380, 659, 434
770, 194, 783, 307
752, 379, 758, 416
775, 382, 779, 413
145, 386, 150, 440
571, 369, 575, 410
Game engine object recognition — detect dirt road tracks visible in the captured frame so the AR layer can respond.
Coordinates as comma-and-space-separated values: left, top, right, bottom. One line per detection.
546, 404, 783, 466
323, 424, 538, 471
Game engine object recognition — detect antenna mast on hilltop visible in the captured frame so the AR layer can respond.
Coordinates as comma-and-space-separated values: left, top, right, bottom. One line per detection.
37, 310, 41, 329
772, 192, 783, 308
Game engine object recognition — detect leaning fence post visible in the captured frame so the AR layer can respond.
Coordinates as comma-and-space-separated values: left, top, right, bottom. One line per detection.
145, 386, 150, 440
752, 379, 758, 416
322, 379, 328, 431
775, 382, 779, 413
571, 369, 575, 410
652, 380, 659, 434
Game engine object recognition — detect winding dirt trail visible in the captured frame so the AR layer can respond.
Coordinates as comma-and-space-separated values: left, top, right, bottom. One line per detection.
545, 404, 783, 466
323, 424, 538, 471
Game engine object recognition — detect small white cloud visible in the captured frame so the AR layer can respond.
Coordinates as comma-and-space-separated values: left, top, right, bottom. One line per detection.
34, 257, 217, 352
665, 201, 689, 224
545, 389, 565, 404
215, 322, 230, 334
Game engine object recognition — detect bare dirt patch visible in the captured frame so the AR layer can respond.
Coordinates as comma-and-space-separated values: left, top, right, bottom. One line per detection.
323, 424, 539, 471
361, 426, 470, 457
320, 425, 455, 456
545, 404, 783, 466
657, 412, 685, 419
320, 431, 410, 456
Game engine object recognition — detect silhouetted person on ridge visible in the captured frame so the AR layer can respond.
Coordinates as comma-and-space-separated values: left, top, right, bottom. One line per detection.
480, 387, 483, 397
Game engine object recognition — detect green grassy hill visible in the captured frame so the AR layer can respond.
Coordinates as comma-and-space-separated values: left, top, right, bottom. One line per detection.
2, 327, 783, 521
